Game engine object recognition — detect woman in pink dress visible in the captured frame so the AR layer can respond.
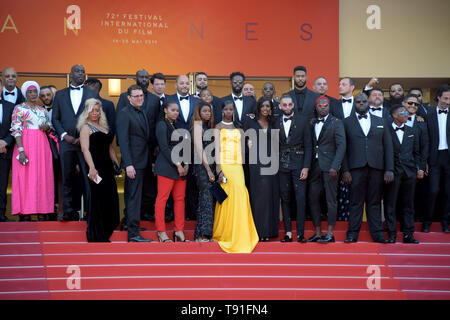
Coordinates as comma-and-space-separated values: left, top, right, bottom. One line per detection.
10, 81, 54, 221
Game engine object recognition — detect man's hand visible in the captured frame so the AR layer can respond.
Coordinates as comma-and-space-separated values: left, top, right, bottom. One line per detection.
329, 168, 338, 179
126, 165, 136, 179
367, 77, 379, 88
299, 168, 309, 180
0, 139, 7, 149
384, 171, 394, 184
64, 135, 76, 145
417, 170, 424, 179
342, 171, 352, 185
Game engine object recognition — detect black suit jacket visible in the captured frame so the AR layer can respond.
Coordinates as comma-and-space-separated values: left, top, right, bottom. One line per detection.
52, 87, 99, 150
283, 88, 320, 121
311, 115, 346, 172
388, 123, 423, 178
220, 94, 256, 125
154, 120, 183, 180
426, 107, 450, 166
1, 86, 25, 106
0, 100, 15, 159
166, 94, 200, 131
116, 105, 150, 170
99, 97, 116, 137
274, 112, 312, 172
407, 117, 429, 171
211, 95, 224, 125
330, 97, 355, 120
342, 114, 394, 172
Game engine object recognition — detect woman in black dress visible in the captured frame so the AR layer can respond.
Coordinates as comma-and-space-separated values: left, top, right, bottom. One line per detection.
78, 98, 120, 242
191, 101, 216, 242
244, 97, 280, 241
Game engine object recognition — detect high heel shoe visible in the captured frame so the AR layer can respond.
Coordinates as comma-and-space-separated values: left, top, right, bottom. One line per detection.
173, 231, 188, 242
157, 232, 172, 243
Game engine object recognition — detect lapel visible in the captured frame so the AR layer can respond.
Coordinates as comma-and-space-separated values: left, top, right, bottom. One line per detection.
64, 88, 75, 116
129, 105, 148, 138
389, 125, 402, 149
76, 88, 88, 117
187, 96, 196, 122
317, 115, 331, 142
279, 115, 287, 142
352, 113, 367, 137
367, 114, 379, 137
429, 108, 439, 140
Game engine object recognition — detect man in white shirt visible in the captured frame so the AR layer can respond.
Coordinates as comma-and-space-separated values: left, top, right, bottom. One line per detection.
221, 72, 256, 124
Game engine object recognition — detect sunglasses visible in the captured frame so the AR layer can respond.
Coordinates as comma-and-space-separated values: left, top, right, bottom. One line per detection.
399, 111, 409, 116
282, 103, 294, 107
406, 101, 419, 106
391, 88, 403, 92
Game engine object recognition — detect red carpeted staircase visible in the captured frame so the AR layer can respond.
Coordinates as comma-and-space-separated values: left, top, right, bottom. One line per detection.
1, 221, 449, 300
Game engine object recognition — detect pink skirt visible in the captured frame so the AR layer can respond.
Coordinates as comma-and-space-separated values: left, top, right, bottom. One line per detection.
11, 129, 54, 215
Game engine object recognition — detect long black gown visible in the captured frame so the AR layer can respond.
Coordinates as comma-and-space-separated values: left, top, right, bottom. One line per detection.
244, 118, 280, 239
86, 125, 120, 242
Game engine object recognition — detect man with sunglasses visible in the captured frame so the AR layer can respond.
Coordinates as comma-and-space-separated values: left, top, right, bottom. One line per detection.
275, 94, 312, 243
383, 104, 423, 243
364, 77, 404, 109
408, 87, 430, 117
221, 72, 256, 125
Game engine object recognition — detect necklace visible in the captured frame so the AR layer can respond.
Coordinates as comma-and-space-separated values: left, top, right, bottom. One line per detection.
221, 120, 233, 125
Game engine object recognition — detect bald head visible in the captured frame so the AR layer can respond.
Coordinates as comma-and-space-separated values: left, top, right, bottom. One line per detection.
70, 64, 85, 86
135, 69, 150, 90
176, 75, 190, 96
2, 67, 18, 91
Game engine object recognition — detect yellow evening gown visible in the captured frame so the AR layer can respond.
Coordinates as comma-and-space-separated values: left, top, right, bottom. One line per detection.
212, 128, 259, 253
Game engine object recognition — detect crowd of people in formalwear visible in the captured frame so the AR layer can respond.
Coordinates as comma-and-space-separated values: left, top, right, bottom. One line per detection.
0, 64, 449, 253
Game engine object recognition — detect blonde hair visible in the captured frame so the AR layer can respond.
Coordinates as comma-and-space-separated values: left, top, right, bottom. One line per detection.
76, 98, 109, 132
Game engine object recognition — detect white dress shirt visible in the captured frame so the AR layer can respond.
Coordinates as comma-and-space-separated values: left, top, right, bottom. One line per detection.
405, 114, 416, 128
437, 107, 449, 150
369, 105, 383, 118
357, 113, 371, 136
177, 93, 190, 121
0, 102, 3, 124
341, 96, 354, 118
282, 115, 293, 137
2, 87, 18, 104
314, 114, 328, 158
232, 93, 244, 120
69, 85, 84, 114
392, 122, 405, 144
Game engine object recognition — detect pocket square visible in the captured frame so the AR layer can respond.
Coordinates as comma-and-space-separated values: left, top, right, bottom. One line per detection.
209, 182, 228, 204
377, 125, 383, 128
408, 135, 414, 137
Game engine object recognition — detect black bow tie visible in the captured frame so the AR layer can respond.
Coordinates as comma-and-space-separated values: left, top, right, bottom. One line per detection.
407, 117, 412, 121
234, 96, 243, 101
358, 114, 368, 120
317, 118, 325, 123
370, 107, 382, 112
438, 109, 448, 114
283, 117, 292, 123
395, 126, 405, 131
70, 85, 83, 90
179, 96, 189, 101
4, 91, 15, 96
342, 98, 352, 103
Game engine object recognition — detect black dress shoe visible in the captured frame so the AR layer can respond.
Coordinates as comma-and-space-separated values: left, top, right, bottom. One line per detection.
0, 215, 13, 222
317, 234, 335, 243
297, 235, 307, 243
403, 235, 419, 244
442, 224, 450, 233
280, 234, 292, 242
307, 234, 322, 242
373, 238, 388, 243
421, 224, 430, 233
387, 237, 396, 244
344, 237, 357, 243
128, 235, 153, 242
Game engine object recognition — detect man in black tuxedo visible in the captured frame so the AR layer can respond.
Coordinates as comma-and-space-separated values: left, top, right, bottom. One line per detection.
151, 72, 167, 116
84, 78, 116, 137
403, 94, 429, 223
275, 94, 312, 242
193, 72, 223, 124
261, 82, 280, 117
367, 88, 391, 120
383, 104, 423, 244
408, 87, 430, 118
283, 66, 320, 121
0, 79, 15, 222
1, 67, 25, 106
116, 85, 153, 242
52, 64, 99, 221
423, 85, 450, 233
342, 93, 394, 243
221, 72, 256, 125
331, 77, 356, 120
308, 96, 346, 243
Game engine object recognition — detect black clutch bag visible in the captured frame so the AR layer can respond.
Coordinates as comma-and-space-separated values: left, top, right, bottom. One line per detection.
112, 161, 122, 175
209, 181, 228, 204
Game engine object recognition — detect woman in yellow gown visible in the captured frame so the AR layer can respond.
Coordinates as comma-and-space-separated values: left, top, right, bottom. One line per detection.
212, 100, 259, 253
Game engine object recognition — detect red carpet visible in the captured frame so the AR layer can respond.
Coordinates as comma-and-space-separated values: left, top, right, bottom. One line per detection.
1, 221, 449, 300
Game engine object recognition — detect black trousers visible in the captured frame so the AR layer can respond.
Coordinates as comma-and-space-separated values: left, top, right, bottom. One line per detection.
346, 166, 385, 241
140, 165, 156, 218
279, 168, 306, 237
0, 158, 11, 217
124, 169, 145, 239
425, 150, 450, 226
383, 173, 416, 236
185, 166, 198, 220
308, 159, 338, 227
59, 143, 90, 218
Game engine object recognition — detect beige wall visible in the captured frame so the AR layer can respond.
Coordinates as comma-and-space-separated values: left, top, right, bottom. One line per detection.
340, 0, 450, 78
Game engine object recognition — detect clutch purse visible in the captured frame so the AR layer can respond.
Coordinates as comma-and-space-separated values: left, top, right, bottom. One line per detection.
112, 161, 122, 175
209, 181, 228, 204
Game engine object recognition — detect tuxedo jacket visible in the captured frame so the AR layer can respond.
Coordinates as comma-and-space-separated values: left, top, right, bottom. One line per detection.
1, 86, 25, 106
388, 122, 423, 178
52, 87, 99, 150
0, 100, 15, 159
330, 98, 355, 120
426, 107, 450, 166
99, 97, 116, 137
407, 117, 429, 171
272, 99, 281, 117
220, 94, 256, 125
154, 120, 182, 180
342, 113, 394, 172
116, 105, 150, 170
211, 95, 224, 125
117, 90, 160, 149
274, 112, 312, 172
166, 94, 201, 131
283, 88, 320, 121
310, 115, 346, 172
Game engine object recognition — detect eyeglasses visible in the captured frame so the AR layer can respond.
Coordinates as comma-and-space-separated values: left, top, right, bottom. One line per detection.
399, 111, 409, 115
131, 94, 144, 98
406, 101, 419, 106
282, 103, 294, 107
